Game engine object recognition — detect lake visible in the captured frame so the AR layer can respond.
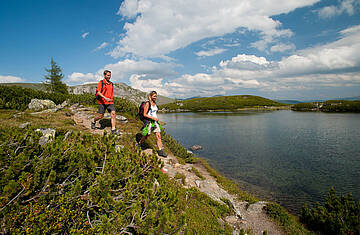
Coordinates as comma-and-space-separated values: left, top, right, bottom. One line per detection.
158, 110, 360, 213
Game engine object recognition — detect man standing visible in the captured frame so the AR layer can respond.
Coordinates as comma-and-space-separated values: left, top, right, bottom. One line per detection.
91, 70, 120, 135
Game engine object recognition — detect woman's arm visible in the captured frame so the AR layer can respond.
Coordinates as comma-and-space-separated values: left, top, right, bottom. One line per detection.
143, 102, 158, 121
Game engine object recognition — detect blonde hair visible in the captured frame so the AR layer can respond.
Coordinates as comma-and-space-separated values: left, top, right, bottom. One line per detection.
148, 90, 157, 103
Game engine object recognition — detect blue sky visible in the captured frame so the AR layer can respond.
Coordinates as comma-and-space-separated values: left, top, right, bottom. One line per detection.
1, 0, 360, 100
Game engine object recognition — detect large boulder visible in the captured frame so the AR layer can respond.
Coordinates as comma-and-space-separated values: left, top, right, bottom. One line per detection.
28, 99, 56, 111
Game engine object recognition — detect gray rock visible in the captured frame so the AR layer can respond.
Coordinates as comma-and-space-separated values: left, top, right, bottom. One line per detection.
29, 108, 57, 115
28, 99, 56, 111
102, 113, 128, 123
63, 131, 72, 141
246, 201, 267, 213
36, 128, 56, 146
19, 122, 30, 129
153, 179, 160, 190
115, 145, 124, 153
13, 112, 24, 118
56, 100, 68, 110
195, 180, 202, 188
190, 145, 203, 151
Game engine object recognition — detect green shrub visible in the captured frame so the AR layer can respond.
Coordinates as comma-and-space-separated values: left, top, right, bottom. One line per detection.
0, 85, 138, 117
265, 203, 312, 235
0, 127, 233, 234
0, 85, 67, 110
300, 187, 360, 235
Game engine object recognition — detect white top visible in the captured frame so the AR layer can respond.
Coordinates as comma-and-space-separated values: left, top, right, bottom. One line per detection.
148, 103, 158, 118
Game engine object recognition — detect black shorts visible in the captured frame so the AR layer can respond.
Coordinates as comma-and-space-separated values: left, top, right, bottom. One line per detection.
98, 104, 115, 114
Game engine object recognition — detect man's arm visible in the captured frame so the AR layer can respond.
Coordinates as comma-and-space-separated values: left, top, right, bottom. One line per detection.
96, 90, 111, 102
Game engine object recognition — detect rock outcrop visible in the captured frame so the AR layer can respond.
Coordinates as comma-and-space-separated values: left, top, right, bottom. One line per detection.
28, 99, 56, 111
190, 145, 203, 151
35, 128, 56, 146
69, 83, 174, 105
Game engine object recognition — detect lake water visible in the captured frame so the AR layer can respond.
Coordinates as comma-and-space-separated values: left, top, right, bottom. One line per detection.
158, 110, 360, 213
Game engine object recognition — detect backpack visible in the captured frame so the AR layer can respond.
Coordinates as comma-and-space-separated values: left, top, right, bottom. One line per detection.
138, 101, 151, 121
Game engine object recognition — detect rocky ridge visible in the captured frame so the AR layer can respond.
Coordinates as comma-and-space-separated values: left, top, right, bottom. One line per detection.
69, 82, 174, 105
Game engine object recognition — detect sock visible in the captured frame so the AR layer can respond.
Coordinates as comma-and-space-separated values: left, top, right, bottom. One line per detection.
112, 127, 116, 131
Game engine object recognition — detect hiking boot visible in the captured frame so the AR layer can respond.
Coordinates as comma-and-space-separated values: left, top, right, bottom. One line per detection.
91, 121, 96, 129
136, 142, 142, 150
111, 129, 121, 136
157, 149, 168, 157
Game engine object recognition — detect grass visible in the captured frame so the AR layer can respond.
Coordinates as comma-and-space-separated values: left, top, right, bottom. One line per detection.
0, 109, 80, 131
191, 167, 205, 180
175, 172, 186, 185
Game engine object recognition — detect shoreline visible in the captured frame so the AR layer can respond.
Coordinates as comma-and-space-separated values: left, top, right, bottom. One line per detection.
159, 105, 291, 113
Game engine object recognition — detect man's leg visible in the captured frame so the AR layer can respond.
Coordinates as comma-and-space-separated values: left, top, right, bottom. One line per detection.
93, 113, 104, 122
91, 104, 105, 129
110, 110, 116, 130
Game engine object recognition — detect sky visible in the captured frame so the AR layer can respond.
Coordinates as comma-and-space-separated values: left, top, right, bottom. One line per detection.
1, 0, 360, 100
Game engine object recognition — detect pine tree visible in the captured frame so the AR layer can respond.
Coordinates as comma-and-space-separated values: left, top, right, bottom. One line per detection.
44, 58, 68, 94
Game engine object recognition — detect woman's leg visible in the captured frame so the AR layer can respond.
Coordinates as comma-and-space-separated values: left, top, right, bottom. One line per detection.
139, 135, 149, 145
155, 132, 162, 150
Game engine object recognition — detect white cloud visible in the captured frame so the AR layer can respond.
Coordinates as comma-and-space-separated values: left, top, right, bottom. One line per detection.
129, 74, 170, 96
195, 48, 227, 57
270, 43, 296, 52
66, 59, 178, 85
111, 0, 319, 58
317, 0, 358, 19
102, 59, 178, 80
0, 75, 24, 83
127, 24, 360, 98
82, 32, 89, 39
94, 42, 109, 51
67, 72, 101, 84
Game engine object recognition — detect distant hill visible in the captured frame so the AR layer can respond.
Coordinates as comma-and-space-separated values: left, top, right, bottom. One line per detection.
292, 100, 360, 112
0, 82, 46, 91
160, 95, 289, 112
1, 82, 174, 105
275, 100, 302, 104
337, 96, 360, 101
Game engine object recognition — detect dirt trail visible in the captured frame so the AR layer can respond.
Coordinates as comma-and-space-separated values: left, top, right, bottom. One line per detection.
71, 105, 285, 235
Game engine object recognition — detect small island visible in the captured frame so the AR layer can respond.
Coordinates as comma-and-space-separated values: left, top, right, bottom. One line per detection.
159, 95, 290, 112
